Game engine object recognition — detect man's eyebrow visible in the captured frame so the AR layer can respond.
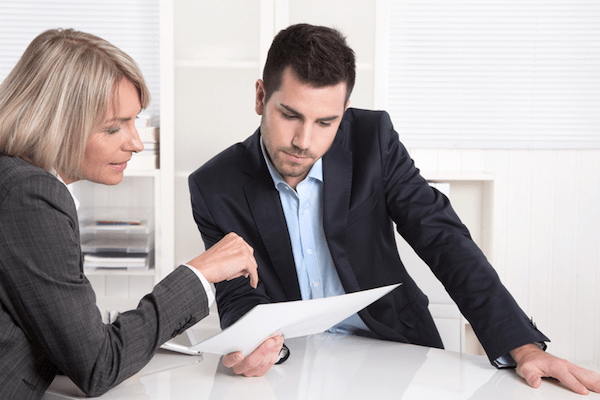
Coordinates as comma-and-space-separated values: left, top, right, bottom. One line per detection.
279, 103, 340, 122
279, 104, 303, 117
317, 114, 341, 123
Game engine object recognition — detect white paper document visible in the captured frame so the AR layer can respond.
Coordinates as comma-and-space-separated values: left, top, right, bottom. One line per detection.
191, 283, 401, 356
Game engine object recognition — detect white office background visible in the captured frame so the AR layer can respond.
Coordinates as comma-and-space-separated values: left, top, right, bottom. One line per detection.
1, 0, 599, 370
0, 0, 161, 126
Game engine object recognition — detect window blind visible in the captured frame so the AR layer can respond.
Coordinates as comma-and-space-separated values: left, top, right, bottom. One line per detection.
388, 1, 600, 149
0, 0, 160, 125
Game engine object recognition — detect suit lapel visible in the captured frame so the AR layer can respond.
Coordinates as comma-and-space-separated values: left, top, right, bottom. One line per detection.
243, 132, 302, 300
322, 137, 361, 293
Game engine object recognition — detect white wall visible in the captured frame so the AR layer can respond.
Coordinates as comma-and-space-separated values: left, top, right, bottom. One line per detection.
409, 148, 600, 368
171, 0, 600, 369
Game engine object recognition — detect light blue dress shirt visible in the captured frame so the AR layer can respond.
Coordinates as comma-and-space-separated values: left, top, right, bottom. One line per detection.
260, 138, 371, 336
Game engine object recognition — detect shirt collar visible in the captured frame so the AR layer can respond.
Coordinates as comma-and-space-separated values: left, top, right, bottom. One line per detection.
260, 135, 323, 192
53, 170, 80, 210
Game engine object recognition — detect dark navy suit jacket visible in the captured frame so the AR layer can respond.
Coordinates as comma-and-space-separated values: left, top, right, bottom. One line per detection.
189, 108, 548, 364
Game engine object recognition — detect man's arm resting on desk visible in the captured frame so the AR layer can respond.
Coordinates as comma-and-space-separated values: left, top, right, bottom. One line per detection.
510, 343, 600, 395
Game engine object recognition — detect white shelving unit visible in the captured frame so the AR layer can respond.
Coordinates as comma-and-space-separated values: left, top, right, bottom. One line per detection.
70, 168, 162, 317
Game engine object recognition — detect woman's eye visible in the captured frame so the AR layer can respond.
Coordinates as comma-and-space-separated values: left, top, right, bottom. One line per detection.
105, 127, 121, 135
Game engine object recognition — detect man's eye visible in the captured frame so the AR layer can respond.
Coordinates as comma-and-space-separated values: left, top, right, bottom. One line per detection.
319, 121, 332, 127
282, 113, 297, 120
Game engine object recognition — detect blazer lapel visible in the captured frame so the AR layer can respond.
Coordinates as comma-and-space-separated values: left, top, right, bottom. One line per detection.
243, 131, 302, 300
322, 137, 361, 293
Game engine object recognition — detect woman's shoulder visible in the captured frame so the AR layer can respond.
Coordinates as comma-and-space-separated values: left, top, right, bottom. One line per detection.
0, 154, 49, 177
0, 155, 61, 199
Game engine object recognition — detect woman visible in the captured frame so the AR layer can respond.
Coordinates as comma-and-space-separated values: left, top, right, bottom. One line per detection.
0, 29, 258, 399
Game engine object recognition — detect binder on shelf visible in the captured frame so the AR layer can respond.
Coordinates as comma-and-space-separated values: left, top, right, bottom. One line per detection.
79, 207, 154, 272
84, 253, 149, 271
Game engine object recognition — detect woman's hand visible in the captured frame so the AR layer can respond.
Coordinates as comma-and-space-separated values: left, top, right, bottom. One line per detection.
187, 232, 258, 288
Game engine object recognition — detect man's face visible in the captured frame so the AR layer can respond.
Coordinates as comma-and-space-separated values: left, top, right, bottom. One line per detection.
255, 67, 349, 189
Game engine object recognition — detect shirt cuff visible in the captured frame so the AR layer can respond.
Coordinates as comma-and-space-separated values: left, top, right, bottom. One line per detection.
492, 342, 547, 368
183, 264, 215, 307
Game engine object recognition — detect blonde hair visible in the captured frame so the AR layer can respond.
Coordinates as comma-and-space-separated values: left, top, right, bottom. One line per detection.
0, 28, 150, 178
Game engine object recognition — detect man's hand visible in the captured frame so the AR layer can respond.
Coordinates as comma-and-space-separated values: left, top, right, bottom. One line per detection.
187, 232, 258, 288
510, 343, 600, 395
222, 335, 284, 377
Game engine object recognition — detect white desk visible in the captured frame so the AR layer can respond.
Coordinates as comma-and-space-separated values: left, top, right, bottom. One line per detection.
43, 325, 598, 399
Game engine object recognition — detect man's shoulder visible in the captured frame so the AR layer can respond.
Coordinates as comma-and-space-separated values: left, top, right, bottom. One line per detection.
342, 107, 390, 124
335, 108, 396, 149
338, 108, 393, 139
189, 132, 258, 184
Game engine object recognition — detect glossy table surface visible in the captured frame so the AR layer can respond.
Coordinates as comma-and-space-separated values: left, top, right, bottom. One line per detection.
43, 318, 599, 400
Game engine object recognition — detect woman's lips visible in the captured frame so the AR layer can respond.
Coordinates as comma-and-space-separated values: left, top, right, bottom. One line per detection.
109, 161, 128, 171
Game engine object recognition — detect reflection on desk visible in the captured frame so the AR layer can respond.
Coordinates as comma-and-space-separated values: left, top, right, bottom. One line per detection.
43, 332, 598, 400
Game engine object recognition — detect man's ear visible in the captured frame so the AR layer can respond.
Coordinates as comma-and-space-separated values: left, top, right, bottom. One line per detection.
255, 79, 266, 115
344, 99, 350, 112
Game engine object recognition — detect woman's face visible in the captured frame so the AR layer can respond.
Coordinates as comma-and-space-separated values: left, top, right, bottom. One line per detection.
79, 78, 143, 185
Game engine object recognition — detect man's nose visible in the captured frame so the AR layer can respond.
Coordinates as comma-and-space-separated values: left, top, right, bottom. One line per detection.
292, 123, 311, 150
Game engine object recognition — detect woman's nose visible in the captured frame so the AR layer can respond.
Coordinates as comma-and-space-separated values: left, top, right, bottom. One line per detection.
128, 126, 144, 153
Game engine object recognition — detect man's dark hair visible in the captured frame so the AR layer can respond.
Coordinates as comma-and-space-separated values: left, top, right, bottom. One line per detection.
262, 23, 356, 104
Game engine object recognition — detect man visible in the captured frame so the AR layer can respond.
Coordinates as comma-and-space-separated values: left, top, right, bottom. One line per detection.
189, 23, 600, 394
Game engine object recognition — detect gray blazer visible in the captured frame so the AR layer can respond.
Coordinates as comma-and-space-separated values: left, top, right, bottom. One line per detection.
0, 156, 209, 399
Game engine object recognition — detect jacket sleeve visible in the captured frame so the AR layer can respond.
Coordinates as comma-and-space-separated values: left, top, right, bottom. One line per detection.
0, 174, 209, 397
188, 172, 272, 329
373, 111, 548, 363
